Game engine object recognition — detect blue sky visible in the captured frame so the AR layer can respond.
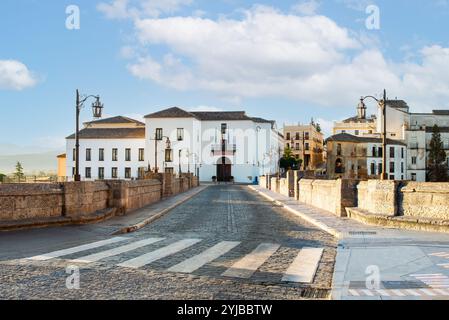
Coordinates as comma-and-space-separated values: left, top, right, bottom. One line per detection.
1, 0, 449, 150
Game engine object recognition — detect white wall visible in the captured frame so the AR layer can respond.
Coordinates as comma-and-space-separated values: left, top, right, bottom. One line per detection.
66, 138, 146, 180
145, 117, 282, 183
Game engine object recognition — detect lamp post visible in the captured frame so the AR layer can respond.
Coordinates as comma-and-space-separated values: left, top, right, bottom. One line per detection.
74, 89, 104, 182
150, 133, 171, 173
358, 89, 388, 180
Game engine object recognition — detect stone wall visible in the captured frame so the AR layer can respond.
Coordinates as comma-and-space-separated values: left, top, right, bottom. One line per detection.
357, 180, 399, 216
399, 182, 449, 219
0, 175, 199, 223
298, 179, 358, 217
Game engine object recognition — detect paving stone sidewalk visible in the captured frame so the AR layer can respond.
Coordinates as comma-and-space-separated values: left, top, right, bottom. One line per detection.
249, 185, 382, 239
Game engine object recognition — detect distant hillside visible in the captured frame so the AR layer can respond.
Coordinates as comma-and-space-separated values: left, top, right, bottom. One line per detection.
0, 151, 62, 175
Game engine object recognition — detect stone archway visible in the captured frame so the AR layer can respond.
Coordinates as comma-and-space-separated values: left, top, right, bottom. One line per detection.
216, 157, 232, 182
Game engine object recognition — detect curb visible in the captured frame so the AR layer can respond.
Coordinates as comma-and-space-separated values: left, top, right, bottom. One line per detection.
112, 185, 208, 235
248, 186, 343, 239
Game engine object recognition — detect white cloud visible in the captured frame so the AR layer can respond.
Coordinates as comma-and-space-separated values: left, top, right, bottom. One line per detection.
101, 4, 449, 111
0, 60, 38, 91
292, 0, 321, 16
188, 105, 223, 112
98, 0, 193, 19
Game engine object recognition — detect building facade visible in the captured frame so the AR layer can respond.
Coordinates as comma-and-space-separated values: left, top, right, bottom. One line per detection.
144, 107, 283, 183
326, 133, 407, 180
283, 123, 324, 170
66, 116, 147, 180
333, 102, 377, 137
378, 101, 449, 181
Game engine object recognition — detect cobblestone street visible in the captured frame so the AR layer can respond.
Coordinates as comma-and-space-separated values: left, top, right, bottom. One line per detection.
0, 185, 337, 300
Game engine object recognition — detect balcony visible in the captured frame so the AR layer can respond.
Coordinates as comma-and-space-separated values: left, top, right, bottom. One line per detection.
211, 144, 237, 156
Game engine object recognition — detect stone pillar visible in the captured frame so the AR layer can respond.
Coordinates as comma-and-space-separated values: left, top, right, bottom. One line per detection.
106, 180, 129, 216
294, 171, 300, 200
61, 182, 97, 217
287, 170, 295, 197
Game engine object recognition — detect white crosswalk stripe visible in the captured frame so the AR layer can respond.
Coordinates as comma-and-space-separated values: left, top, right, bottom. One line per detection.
27, 237, 129, 261
21, 237, 326, 282
348, 288, 449, 297
412, 273, 449, 289
430, 252, 449, 258
282, 248, 323, 283
222, 243, 280, 279
71, 238, 165, 264
168, 241, 240, 274
117, 239, 202, 269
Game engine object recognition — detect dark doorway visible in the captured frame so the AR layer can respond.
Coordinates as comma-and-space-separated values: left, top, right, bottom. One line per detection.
217, 157, 232, 182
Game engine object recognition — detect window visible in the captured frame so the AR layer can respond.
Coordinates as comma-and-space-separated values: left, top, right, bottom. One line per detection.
304, 132, 310, 140
73, 148, 76, 161
390, 147, 395, 159
372, 147, 377, 157
412, 156, 417, 165
72, 167, 75, 177
390, 162, 395, 174
112, 148, 118, 161
86, 149, 91, 162
98, 167, 104, 180
355, 130, 360, 136
125, 167, 131, 179
368, 130, 373, 134
341, 130, 346, 133
139, 148, 144, 162
401, 148, 404, 159
111, 167, 118, 179
337, 144, 342, 156
125, 148, 131, 161
286, 143, 290, 149
305, 143, 310, 151
177, 128, 184, 141
155, 128, 163, 140
99, 149, 104, 161
401, 162, 404, 174
286, 133, 291, 140
370, 163, 375, 175
378, 163, 383, 175
378, 147, 383, 157
295, 143, 300, 151
85, 167, 91, 179
390, 175, 395, 180
138, 167, 145, 179
411, 173, 417, 181
221, 123, 227, 135
296, 132, 300, 140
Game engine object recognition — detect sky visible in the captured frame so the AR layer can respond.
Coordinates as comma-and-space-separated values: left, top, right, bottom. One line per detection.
1, 0, 449, 151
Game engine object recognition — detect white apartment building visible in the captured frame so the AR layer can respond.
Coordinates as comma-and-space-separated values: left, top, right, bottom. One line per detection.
66, 116, 147, 180
377, 101, 449, 181
144, 107, 283, 183
331, 99, 449, 181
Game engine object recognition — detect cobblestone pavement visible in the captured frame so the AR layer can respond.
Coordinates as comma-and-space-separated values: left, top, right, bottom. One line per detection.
0, 185, 337, 300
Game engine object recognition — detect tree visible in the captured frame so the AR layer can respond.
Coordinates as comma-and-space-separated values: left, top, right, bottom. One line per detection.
280, 146, 301, 171
0, 173, 5, 183
315, 122, 322, 133
14, 162, 25, 182
427, 125, 449, 182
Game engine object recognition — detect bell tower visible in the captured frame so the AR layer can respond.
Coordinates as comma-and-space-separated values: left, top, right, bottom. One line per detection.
357, 98, 367, 119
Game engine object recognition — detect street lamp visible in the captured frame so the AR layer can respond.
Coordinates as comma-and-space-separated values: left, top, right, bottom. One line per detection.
150, 133, 171, 173
74, 89, 104, 182
358, 89, 388, 180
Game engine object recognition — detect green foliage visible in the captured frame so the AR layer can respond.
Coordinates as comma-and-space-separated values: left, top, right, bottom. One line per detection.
280, 146, 301, 171
14, 162, 25, 181
428, 125, 449, 182
0, 173, 5, 183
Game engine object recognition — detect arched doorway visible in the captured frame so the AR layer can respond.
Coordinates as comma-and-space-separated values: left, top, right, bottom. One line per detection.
217, 157, 232, 182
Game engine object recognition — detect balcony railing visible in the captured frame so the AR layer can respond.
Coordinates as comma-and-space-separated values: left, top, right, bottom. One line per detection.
211, 144, 237, 156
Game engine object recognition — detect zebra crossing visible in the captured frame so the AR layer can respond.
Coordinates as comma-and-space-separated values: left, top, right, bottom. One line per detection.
23, 236, 325, 284
430, 251, 449, 269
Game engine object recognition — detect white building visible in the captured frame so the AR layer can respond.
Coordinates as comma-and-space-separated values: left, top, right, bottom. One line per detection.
144, 107, 283, 183
66, 116, 147, 180
377, 101, 449, 181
